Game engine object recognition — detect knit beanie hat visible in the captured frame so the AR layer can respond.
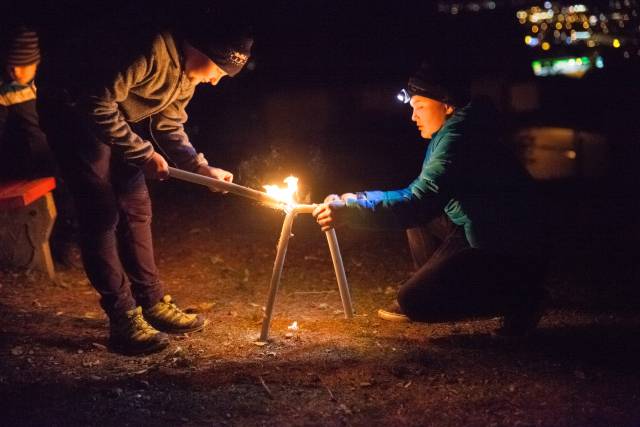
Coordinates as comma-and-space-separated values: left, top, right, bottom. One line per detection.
181, 11, 252, 78
188, 33, 253, 77
180, 3, 254, 77
5, 27, 40, 66
407, 61, 470, 107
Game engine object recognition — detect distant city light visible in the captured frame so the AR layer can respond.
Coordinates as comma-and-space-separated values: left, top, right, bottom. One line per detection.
573, 31, 591, 40
437, 1, 502, 14
531, 10, 554, 23
525, 35, 540, 46
572, 4, 587, 13
531, 55, 604, 78
437, 1, 639, 66
514, 0, 638, 60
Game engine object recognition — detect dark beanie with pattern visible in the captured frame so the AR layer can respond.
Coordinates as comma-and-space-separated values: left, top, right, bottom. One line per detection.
408, 60, 470, 107
181, 5, 254, 77
4, 26, 40, 66
187, 33, 253, 77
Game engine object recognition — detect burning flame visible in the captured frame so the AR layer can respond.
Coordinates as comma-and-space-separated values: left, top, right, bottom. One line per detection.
263, 176, 299, 206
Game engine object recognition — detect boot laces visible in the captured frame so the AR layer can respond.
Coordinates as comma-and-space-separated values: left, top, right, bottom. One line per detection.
158, 295, 192, 321
132, 310, 155, 334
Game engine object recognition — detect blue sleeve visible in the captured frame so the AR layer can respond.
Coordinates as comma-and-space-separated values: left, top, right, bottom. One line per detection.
343, 126, 465, 229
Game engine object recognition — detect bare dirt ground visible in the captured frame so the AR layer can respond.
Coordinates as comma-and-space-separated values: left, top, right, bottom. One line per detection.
1, 184, 639, 426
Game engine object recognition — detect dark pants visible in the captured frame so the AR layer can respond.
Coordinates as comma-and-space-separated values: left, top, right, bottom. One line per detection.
398, 216, 545, 323
37, 94, 164, 319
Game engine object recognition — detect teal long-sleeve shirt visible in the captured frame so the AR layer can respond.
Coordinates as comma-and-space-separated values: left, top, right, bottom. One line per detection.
344, 101, 543, 258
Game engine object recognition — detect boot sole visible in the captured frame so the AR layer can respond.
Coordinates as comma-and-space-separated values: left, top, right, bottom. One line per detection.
151, 319, 208, 334
108, 337, 170, 356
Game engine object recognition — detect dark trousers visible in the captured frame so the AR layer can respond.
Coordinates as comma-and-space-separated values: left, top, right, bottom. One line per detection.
37, 95, 164, 319
398, 216, 545, 322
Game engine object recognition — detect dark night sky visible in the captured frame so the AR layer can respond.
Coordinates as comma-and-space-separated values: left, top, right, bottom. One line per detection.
249, 1, 528, 85
13, 1, 529, 85
7, 1, 640, 192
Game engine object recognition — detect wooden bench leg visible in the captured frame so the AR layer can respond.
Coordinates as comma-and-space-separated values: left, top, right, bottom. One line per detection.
29, 193, 57, 279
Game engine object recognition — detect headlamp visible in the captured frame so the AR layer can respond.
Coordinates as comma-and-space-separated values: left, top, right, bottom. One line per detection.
396, 88, 410, 104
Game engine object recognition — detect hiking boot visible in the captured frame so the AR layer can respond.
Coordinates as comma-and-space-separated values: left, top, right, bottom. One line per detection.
109, 307, 170, 355
143, 295, 207, 334
377, 301, 411, 323
497, 288, 548, 337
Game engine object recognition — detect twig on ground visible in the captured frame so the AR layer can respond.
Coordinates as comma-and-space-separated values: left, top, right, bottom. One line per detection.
324, 383, 336, 401
317, 374, 337, 402
258, 375, 274, 399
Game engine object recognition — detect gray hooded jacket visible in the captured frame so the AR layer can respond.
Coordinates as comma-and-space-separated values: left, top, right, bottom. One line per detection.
77, 32, 207, 170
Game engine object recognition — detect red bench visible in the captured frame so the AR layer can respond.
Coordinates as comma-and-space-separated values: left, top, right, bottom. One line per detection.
0, 177, 57, 278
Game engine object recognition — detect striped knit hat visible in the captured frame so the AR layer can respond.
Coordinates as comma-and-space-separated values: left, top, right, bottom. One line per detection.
5, 27, 40, 66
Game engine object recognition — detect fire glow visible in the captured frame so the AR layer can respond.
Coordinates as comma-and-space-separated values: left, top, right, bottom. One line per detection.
167, 167, 353, 342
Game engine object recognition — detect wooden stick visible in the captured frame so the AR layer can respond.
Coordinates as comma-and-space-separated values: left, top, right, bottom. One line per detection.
168, 167, 279, 205
258, 375, 274, 399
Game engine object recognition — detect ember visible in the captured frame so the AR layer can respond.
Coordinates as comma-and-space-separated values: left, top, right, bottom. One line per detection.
287, 321, 299, 331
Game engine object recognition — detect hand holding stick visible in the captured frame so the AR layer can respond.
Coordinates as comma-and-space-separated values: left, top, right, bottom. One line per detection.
168, 167, 278, 205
